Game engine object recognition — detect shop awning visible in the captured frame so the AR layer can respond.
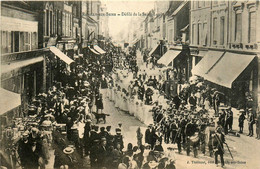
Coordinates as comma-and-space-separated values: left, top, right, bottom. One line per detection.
88, 46, 100, 55
149, 44, 160, 56
1, 57, 44, 74
157, 50, 181, 66
0, 88, 21, 115
50, 46, 74, 65
191, 51, 224, 77
204, 52, 256, 88
94, 45, 106, 54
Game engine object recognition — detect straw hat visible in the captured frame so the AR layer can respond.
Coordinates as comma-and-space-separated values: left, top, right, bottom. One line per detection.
63, 147, 74, 154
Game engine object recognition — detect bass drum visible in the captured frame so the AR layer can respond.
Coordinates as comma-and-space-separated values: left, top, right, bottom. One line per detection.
190, 132, 200, 146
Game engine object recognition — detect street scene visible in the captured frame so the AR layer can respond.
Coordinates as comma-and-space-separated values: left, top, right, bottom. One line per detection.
0, 1, 260, 169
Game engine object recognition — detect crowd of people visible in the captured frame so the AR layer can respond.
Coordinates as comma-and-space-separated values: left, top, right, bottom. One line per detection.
1, 45, 260, 169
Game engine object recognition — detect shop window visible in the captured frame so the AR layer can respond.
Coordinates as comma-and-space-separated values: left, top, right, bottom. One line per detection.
213, 17, 218, 45
220, 16, 225, 45
235, 13, 242, 42
248, 11, 256, 43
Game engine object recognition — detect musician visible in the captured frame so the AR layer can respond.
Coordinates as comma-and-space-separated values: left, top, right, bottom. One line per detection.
212, 127, 225, 168
185, 118, 198, 157
199, 117, 208, 155
175, 120, 182, 154
163, 120, 171, 144
180, 115, 188, 148
170, 119, 178, 144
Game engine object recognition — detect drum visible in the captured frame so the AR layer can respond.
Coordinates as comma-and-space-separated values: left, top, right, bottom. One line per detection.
190, 132, 200, 146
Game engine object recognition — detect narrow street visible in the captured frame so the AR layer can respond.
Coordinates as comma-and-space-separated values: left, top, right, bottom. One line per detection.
1, 1, 260, 169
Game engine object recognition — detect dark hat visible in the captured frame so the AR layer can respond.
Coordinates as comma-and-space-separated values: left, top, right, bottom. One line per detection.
94, 125, 99, 131
106, 126, 111, 131
100, 127, 105, 131
115, 128, 121, 133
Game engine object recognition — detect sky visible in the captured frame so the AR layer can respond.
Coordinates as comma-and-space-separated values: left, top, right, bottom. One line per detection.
103, 1, 155, 41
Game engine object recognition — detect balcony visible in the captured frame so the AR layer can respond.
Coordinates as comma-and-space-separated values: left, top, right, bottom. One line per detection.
1, 48, 49, 64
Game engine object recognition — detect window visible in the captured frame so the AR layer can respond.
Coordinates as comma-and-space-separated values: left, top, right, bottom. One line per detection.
50, 10, 53, 35
31, 32, 38, 50
198, 23, 202, 45
220, 17, 225, 45
1, 31, 7, 54
62, 12, 65, 36
163, 23, 166, 39
192, 24, 195, 44
53, 11, 56, 35
24, 32, 31, 51
169, 29, 173, 43
46, 10, 49, 36
248, 11, 256, 43
235, 13, 242, 42
20, 32, 24, 51
97, 5, 100, 20
213, 18, 218, 45
203, 23, 207, 46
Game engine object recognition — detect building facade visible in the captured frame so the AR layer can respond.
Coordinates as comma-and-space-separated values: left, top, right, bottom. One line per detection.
190, 0, 259, 111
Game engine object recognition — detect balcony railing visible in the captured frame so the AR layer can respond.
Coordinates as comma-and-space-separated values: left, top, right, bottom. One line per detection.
1, 48, 49, 64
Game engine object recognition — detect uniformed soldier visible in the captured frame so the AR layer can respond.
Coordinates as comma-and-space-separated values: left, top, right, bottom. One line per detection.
185, 118, 198, 157
212, 127, 225, 168
180, 115, 188, 148
170, 119, 178, 144
114, 128, 124, 151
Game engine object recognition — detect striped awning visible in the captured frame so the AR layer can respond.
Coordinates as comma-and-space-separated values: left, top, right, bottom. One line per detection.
0, 88, 21, 115
50, 46, 75, 65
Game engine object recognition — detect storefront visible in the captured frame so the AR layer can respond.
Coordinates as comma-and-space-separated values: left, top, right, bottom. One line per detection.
192, 51, 258, 111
